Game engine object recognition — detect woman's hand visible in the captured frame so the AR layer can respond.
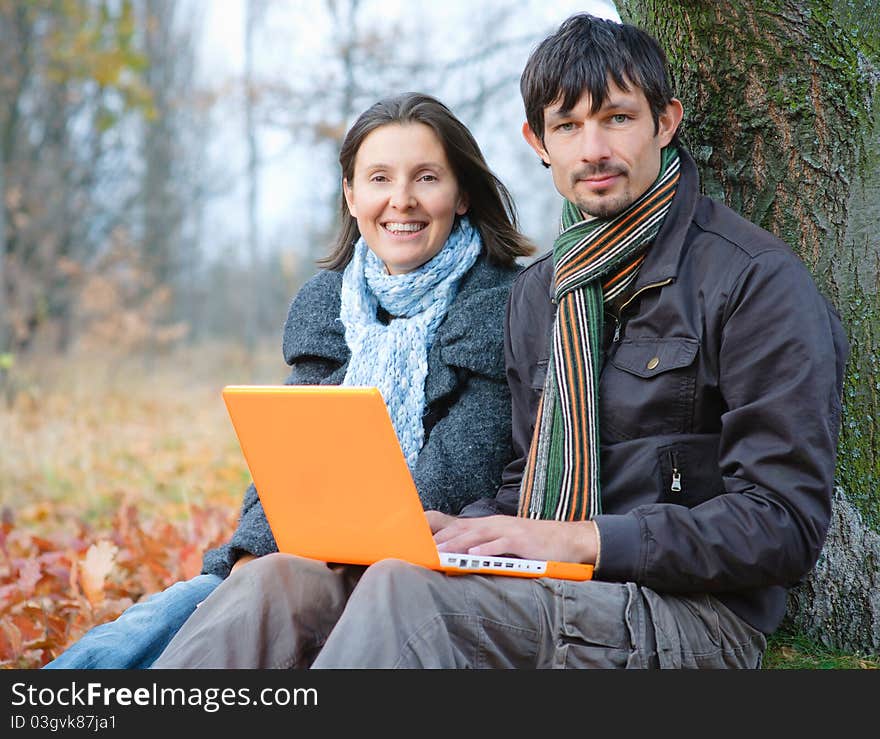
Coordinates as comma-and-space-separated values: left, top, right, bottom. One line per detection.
231, 553, 257, 573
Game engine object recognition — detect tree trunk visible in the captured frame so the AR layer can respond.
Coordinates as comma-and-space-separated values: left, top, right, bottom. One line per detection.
244, 0, 261, 353
617, 0, 880, 655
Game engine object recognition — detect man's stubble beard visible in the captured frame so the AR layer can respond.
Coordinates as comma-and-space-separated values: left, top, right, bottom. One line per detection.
568, 163, 633, 220
573, 188, 634, 220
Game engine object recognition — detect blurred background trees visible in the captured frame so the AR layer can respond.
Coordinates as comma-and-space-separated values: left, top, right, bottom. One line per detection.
0, 0, 598, 363
0, 0, 206, 357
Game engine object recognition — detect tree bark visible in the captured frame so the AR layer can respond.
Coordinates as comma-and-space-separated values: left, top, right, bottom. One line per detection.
617, 0, 880, 654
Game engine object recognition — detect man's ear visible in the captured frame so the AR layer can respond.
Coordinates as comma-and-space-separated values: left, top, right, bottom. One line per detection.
342, 178, 356, 217
522, 122, 550, 166
657, 99, 684, 147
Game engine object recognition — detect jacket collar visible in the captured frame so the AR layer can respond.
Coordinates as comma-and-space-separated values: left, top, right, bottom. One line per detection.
631, 145, 700, 289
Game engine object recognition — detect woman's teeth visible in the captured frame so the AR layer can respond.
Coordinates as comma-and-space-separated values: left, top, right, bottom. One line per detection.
384, 222, 426, 234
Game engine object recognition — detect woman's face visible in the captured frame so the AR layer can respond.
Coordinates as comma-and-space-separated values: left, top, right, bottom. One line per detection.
343, 122, 468, 275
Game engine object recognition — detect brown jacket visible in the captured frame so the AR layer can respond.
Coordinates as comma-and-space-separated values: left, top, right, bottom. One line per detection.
461, 148, 848, 634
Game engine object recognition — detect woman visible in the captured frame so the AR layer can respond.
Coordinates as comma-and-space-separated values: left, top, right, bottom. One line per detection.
45, 92, 533, 669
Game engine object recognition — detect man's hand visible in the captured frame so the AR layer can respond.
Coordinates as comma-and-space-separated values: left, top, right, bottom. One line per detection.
425, 511, 598, 565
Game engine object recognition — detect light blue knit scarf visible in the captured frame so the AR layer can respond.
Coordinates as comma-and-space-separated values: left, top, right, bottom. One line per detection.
340, 216, 482, 469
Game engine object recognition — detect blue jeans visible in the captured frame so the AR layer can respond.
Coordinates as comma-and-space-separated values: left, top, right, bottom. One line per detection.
43, 574, 222, 669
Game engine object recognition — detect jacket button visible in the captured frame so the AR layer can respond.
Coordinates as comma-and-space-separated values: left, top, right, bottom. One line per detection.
647, 357, 660, 370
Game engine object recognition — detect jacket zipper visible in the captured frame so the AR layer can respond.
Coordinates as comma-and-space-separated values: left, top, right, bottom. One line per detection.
668, 449, 682, 493
612, 278, 674, 343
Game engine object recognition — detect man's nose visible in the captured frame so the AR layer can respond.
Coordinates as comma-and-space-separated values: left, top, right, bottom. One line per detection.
389, 183, 416, 210
577, 124, 612, 162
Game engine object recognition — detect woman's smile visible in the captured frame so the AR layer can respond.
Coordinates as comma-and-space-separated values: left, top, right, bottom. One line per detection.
381, 221, 429, 238
343, 122, 468, 274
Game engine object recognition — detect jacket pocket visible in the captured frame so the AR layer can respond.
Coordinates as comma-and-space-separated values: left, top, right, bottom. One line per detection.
600, 337, 699, 442
657, 435, 724, 508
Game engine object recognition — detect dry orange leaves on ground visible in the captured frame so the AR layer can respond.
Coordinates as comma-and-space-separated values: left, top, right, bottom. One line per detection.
0, 343, 278, 669
0, 501, 236, 668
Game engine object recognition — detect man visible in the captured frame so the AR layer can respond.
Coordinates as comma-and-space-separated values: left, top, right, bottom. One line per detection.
308, 13, 848, 668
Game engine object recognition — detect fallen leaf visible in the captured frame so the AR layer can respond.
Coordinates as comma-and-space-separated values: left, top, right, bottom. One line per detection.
16, 559, 42, 599
0, 619, 23, 661
79, 541, 118, 606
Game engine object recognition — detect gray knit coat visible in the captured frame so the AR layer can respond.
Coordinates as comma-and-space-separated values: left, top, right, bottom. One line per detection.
202, 254, 520, 578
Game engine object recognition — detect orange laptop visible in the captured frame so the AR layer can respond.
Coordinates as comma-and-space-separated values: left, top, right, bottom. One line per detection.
221, 385, 593, 581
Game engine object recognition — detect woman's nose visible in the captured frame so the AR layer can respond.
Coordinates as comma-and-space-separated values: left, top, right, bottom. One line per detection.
389, 183, 417, 210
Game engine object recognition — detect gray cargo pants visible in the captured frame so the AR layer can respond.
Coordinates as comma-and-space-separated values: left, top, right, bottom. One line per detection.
153, 554, 766, 669
153, 553, 365, 669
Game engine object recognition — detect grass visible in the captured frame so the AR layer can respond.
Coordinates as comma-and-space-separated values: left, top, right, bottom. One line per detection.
764, 629, 879, 669
0, 341, 281, 532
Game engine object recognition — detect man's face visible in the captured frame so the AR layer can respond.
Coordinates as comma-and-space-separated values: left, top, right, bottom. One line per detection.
523, 79, 682, 219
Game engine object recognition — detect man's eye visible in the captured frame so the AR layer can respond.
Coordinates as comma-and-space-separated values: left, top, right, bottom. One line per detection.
611, 114, 629, 124
557, 122, 575, 131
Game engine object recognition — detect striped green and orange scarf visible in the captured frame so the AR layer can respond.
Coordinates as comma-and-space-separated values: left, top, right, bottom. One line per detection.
517, 145, 680, 521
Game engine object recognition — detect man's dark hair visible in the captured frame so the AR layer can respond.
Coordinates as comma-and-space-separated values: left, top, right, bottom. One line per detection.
521, 14, 677, 146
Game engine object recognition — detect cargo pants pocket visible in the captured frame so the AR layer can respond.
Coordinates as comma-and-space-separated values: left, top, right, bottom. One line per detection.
556, 581, 659, 669
641, 588, 766, 669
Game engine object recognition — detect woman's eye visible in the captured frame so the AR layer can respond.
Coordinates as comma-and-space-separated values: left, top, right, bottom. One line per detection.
419, 174, 438, 182
370, 175, 388, 183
